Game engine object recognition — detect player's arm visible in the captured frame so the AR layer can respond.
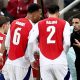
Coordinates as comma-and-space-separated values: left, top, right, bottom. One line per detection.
0, 28, 10, 65
63, 21, 71, 53
0, 40, 5, 65
28, 23, 39, 43
5, 27, 10, 51
25, 23, 39, 69
0, 38, 6, 65
0, 39, 6, 54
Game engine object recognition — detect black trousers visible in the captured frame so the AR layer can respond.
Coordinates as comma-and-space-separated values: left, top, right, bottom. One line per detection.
75, 60, 80, 80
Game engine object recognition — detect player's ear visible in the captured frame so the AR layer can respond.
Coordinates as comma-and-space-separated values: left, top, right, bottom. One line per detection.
2, 23, 8, 33
2, 23, 6, 29
58, 12, 60, 16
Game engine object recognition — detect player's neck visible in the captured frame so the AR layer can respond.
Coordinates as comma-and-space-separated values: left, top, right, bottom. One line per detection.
0, 27, 4, 34
0, 29, 4, 34
48, 14, 58, 18
26, 14, 34, 23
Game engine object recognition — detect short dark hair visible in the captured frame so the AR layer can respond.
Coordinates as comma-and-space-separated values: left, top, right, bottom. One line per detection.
47, 4, 59, 14
27, 3, 41, 13
72, 13, 80, 19
0, 16, 10, 27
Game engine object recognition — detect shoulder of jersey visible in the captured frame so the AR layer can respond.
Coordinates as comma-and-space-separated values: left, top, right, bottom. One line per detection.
12, 18, 28, 23
39, 18, 65, 23
58, 18, 66, 22
12, 18, 29, 27
38, 18, 66, 27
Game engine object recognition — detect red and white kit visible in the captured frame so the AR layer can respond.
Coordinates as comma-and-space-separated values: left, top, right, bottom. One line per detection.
28, 17, 72, 80
2, 18, 35, 80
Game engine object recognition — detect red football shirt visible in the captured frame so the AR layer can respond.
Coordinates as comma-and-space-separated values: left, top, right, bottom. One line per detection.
38, 17, 66, 60
8, 18, 32, 60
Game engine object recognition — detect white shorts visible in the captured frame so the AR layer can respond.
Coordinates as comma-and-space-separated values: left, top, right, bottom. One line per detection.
2, 64, 33, 80
40, 64, 72, 80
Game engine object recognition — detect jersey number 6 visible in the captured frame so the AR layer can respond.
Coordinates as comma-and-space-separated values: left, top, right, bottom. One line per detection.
13, 28, 22, 45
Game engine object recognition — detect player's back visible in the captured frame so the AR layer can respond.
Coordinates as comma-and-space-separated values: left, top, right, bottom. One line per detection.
38, 17, 66, 60
8, 18, 32, 60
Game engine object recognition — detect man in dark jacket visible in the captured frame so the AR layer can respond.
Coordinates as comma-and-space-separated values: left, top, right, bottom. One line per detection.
71, 15, 80, 80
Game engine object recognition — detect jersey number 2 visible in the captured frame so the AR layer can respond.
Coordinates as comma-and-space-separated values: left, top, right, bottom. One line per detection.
13, 28, 21, 45
47, 26, 56, 44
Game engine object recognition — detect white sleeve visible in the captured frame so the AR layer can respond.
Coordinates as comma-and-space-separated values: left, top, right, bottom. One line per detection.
5, 28, 10, 50
63, 21, 71, 53
25, 23, 39, 62
28, 23, 39, 43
